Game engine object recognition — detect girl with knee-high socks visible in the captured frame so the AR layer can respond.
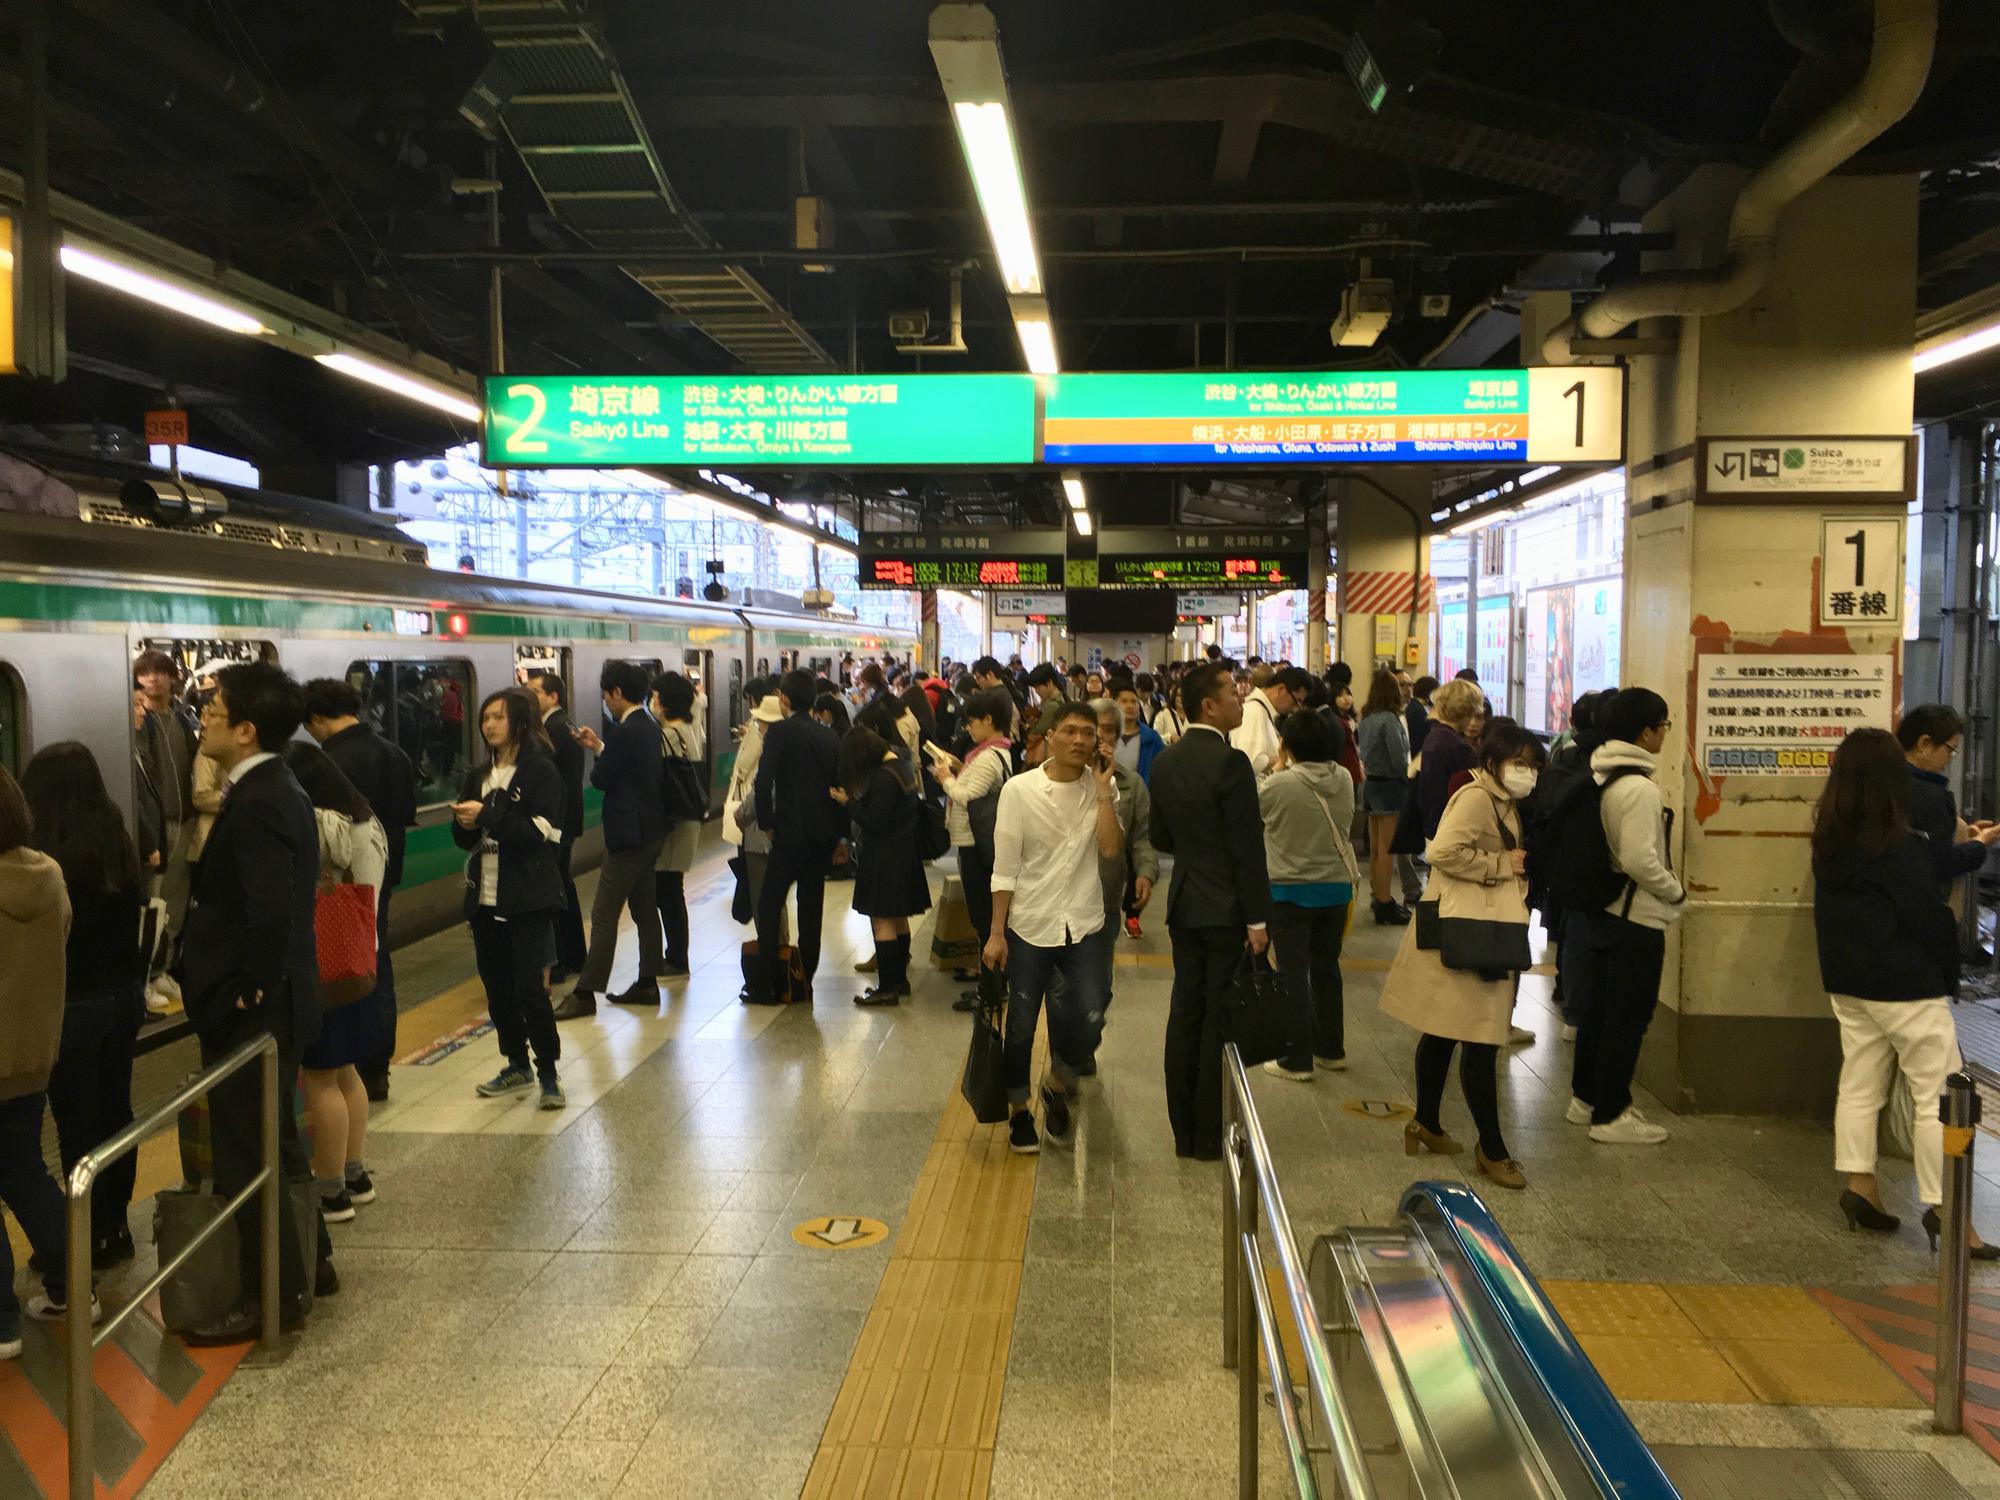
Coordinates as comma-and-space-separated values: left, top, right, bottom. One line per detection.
841, 725, 932, 1007
1379, 719, 1545, 1190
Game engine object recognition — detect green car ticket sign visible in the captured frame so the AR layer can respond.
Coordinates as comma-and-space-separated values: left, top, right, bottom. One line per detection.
482, 374, 1036, 467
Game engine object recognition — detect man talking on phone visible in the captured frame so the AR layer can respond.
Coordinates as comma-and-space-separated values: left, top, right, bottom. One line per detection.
1147, 661, 1271, 1160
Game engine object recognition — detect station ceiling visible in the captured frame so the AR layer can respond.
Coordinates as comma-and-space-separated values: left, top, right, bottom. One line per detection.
5, 0, 2000, 516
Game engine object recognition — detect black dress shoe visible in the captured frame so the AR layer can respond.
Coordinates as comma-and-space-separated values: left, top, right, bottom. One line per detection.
183, 1297, 307, 1347
552, 991, 597, 1020
93, 1228, 136, 1270
315, 1259, 340, 1298
610, 979, 660, 1005
1071, 1057, 1098, 1078
742, 990, 784, 1006
952, 992, 978, 1013
853, 987, 901, 1007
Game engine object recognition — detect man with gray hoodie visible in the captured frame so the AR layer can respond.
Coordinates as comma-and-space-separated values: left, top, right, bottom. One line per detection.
1565, 687, 1685, 1146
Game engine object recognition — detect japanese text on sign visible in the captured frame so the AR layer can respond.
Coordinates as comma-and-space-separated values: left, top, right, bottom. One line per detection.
1696, 654, 1894, 777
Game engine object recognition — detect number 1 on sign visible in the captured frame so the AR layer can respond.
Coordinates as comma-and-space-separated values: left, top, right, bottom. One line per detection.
1563, 380, 1584, 448
1844, 530, 1865, 588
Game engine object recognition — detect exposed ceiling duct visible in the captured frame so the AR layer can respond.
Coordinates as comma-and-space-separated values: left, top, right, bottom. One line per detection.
406, 1, 834, 371
1543, 0, 1936, 362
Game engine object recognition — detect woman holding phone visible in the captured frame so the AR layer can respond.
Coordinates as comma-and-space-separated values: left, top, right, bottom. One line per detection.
838, 724, 931, 1007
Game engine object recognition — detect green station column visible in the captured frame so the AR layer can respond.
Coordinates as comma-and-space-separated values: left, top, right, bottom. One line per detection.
1336, 473, 1431, 687
1613, 167, 1918, 1115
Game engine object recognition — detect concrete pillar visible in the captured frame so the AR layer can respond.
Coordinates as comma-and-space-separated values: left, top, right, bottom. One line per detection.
1306, 502, 1331, 673
1622, 166, 1918, 1116
1336, 473, 1432, 687
920, 588, 939, 674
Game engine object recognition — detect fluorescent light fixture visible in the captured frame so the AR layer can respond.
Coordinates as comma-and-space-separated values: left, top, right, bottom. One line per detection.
1072, 511, 1094, 537
1015, 314, 1059, 375
315, 352, 480, 423
1915, 314, 2000, 374
61, 243, 267, 335
949, 102, 1041, 295
1061, 471, 1086, 510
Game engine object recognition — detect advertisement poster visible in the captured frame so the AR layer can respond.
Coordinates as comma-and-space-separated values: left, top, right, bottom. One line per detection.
1474, 596, 1512, 709
1436, 601, 1468, 681
1571, 578, 1623, 698
1523, 596, 1549, 734
1696, 653, 1894, 775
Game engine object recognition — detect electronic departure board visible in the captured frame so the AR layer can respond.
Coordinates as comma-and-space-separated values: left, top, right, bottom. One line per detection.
862, 556, 1061, 590
1088, 527, 1310, 590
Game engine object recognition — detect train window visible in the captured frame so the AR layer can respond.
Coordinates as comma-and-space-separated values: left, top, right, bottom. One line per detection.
345, 658, 474, 807
0, 663, 20, 773
136, 638, 277, 716
514, 644, 571, 700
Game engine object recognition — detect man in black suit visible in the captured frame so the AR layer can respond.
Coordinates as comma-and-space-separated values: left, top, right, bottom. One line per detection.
529, 671, 588, 981
181, 663, 330, 1344
1147, 661, 1271, 1160
302, 678, 418, 1101
558, 660, 666, 1018
747, 668, 843, 1004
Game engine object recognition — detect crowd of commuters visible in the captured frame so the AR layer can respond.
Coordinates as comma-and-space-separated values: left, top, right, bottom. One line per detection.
6, 637, 1998, 1363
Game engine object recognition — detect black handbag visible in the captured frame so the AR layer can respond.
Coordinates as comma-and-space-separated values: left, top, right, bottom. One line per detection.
1220, 950, 1290, 1067
1436, 790, 1530, 977
960, 966, 1010, 1124
1413, 900, 1442, 950
661, 753, 706, 825
727, 853, 752, 924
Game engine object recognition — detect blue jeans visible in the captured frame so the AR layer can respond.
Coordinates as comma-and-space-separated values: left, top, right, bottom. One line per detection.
0, 1091, 70, 1331
1051, 920, 1119, 1057
1004, 928, 1097, 1105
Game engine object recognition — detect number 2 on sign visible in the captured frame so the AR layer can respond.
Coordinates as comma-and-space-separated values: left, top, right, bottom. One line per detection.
502, 383, 550, 455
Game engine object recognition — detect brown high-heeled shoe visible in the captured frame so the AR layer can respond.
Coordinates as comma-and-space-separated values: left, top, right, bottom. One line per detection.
1404, 1120, 1464, 1157
1476, 1148, 1527, 1191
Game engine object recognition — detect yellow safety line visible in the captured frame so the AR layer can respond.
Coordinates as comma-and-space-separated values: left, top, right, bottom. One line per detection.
803, 1052, 1041, 1498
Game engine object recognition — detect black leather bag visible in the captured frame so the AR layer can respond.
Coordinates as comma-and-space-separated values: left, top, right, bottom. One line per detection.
1437, 918, 1533, 976
960, 966, 1009, 1124
661, 752, 707, 826
1219, 950, 1290, 1067
727, 853, 752, 924
1413, 899, 1441, 950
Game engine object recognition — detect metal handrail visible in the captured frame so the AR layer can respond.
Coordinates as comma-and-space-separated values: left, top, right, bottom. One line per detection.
1222, 1042, 1378, 1500
65, 1032, 284, 1500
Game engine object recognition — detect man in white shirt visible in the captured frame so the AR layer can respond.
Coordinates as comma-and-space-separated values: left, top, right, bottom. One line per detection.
985, 700, 1123, 1156
1230, 665, 1303, 778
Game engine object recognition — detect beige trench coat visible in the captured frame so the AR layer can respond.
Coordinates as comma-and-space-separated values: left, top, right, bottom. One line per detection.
1378, 771, 1528, 1046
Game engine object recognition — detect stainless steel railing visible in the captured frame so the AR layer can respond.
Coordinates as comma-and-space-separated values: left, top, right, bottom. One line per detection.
1221, 1042, 1378, 1500
65, 1033, 286, 1500
1935, 1062, 1999, 1435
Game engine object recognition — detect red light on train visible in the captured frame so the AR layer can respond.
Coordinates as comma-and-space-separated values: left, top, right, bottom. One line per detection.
445, 613, 470, 637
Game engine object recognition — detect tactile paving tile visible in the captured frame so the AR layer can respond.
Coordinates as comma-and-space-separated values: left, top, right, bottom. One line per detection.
1572, 1333, 1757, 1404
1544, 1279, 1702, 1339
1712, 1337, 1925, 1409
1667, 1283, 1854, 1343
1652, 1446, 1975, 1499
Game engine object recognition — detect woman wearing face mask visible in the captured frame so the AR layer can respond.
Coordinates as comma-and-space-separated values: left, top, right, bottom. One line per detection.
1379, 718, 1545, 1190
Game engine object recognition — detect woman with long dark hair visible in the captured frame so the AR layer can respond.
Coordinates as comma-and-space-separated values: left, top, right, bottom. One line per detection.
1379, 718, 1545, 1191
22, 743, 146, 1267
837, 724, 932, 1006
453, 688, 568, 1108
1813, 726, 1992, 1252
812, 692, 852, 737
283, 741, 389, 1223
651, 670, 701, 977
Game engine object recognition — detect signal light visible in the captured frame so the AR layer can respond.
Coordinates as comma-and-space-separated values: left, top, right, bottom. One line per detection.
445, 613, 470, 637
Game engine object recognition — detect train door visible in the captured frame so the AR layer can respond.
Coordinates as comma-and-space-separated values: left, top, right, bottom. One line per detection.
514, 642, 571, 699
131, 634, 277, 869
681, 647, 718, 810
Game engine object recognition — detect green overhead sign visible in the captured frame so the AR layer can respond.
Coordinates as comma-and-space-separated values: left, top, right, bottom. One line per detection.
482, 373, 1035, 467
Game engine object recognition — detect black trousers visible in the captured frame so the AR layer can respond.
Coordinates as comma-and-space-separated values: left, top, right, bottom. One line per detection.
578, 839, 664, 993
472, 909, 561, 1080
552, 835, 587, 973
1268, 901, 1347, 1072
1164, 924, 1243, 1157
360, 886, 398, 1082
656, 869, 689, 970
201, 1012, 326, 1305
1568, 909, 1667, 1124
957, 843, 995, 947
754, 838, 835, 996
1415, 1034, 1508, 1161
46, 984, 145, 1248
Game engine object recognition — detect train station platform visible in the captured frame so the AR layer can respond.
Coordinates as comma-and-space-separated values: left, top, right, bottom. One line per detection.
9, 834, 2000, 1498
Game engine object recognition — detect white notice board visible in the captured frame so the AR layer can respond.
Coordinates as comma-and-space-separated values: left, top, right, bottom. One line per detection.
1696, 653, 1894, 777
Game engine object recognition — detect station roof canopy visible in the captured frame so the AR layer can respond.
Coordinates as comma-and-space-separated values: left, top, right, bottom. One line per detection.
5, 0, 2000, 516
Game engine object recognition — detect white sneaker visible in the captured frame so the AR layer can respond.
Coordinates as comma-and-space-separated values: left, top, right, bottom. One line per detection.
26, 1292, 102, 1324
1565, 1097, 1593, 1125
0, 1335, 18, 1360
1589, 1108, 1669, 1146
1314, 1056, 1348, 1072
1262, 1060, 1315, 1081
144, 985, 172, 1015
1560, 1024, 1578, 1043
151, 973, 181, 1002
1508, 1024, 1536, 1046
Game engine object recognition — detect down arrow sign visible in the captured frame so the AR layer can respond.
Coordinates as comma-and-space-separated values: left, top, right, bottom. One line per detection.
811, 1217, 865, 1247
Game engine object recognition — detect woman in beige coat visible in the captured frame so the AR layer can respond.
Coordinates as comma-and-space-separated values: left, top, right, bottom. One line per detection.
1380, 719, 1545, 1190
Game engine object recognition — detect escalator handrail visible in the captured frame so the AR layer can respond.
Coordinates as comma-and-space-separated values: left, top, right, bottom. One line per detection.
1398, 1181, 1681, 1500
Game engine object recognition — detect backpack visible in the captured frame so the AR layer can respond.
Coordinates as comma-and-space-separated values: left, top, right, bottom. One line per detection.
1531, 761, 1646, 914
915, 785, 953, 861
965, 747, 1012, 857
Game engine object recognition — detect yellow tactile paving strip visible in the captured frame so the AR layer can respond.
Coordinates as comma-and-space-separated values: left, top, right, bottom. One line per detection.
803, 1086, 1037, 1498
1545, 1279, 1922, 1409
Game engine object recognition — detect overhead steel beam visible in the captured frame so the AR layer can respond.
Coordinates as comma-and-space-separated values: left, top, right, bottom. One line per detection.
1212, 117, 1262, 189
